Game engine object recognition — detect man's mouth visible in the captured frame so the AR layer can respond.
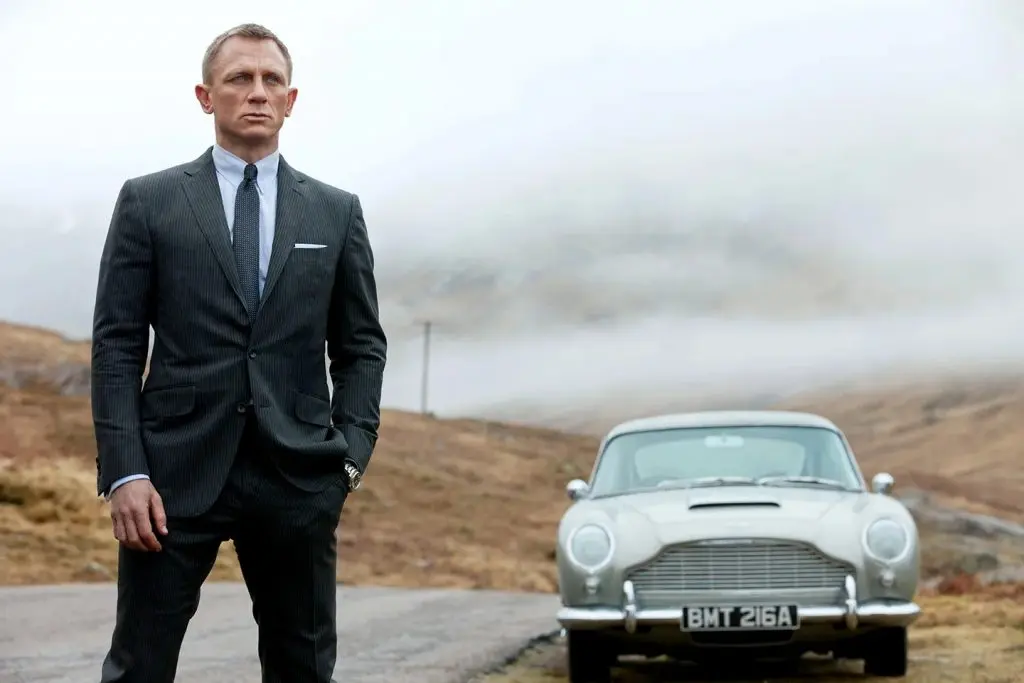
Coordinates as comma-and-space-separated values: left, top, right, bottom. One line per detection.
243, 113, 270, 119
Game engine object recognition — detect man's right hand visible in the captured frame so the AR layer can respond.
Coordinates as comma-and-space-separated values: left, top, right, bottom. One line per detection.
109, 479, 169, 552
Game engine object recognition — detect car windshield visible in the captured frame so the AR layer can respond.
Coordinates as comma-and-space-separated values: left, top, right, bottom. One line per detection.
587, 425, 863, 497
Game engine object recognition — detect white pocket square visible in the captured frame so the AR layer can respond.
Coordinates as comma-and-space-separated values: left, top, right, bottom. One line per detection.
294, 243, 327, 249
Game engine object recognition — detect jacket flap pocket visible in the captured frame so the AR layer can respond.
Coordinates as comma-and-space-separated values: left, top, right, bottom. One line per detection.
141, 385, 196, 419
294, 390, 332, 427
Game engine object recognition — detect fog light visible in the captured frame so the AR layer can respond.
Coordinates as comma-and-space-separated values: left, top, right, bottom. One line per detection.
878, 569, 895, 588
584, 576, 600, 595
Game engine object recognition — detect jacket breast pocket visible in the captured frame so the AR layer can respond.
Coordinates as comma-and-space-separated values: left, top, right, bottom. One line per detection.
287, 246, 336, 299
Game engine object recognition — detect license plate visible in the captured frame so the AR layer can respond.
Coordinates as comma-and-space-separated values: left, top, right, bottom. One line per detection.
680, 604, 800, 631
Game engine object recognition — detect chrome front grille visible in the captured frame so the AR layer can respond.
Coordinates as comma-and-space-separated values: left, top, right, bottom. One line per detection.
625, 539, 852, 607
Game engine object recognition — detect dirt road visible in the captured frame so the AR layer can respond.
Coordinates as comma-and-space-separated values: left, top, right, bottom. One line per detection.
0, 583, 560, 683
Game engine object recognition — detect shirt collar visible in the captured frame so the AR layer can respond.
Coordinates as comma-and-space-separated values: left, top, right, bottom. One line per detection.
212, 144, 280, 187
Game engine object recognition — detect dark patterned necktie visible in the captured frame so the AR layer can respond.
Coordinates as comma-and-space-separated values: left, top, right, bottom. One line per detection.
232, 163, 261, 318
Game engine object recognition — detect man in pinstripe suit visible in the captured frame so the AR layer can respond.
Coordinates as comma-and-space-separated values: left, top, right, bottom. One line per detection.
90, 23, 387, 682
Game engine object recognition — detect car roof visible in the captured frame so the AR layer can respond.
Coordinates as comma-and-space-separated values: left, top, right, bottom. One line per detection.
603, 410, 842, 442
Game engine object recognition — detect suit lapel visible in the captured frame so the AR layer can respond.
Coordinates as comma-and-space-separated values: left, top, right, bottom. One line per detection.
181, 148, 246, 309
260, 157, 307, 311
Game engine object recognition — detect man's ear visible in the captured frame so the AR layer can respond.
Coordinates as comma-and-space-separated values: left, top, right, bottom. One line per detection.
195, 84, 214, 114
284, 87, 298, 117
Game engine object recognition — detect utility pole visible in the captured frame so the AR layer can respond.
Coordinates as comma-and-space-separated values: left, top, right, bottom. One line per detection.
417, 320, 432, 415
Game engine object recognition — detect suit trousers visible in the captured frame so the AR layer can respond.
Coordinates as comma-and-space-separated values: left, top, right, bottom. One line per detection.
98, 413, 349, 683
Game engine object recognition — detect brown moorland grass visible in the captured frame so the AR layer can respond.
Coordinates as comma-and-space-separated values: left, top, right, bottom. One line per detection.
0, 381, 600, 587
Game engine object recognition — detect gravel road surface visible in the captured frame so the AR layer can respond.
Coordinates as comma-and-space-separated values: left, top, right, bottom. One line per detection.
0, 583, 560, 683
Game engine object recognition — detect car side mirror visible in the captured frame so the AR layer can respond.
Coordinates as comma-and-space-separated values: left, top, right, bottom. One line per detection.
872, 472, 895, 496
566, 479, 590, 501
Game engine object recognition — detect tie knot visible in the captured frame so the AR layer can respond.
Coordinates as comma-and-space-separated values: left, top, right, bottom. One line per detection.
243, 164, 258, 182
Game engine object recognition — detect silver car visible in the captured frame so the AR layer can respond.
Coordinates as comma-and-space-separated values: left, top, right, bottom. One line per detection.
556, 410, 921, 681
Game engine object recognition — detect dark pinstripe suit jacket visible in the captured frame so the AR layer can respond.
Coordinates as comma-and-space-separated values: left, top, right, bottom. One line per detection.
90, 147, 387, 517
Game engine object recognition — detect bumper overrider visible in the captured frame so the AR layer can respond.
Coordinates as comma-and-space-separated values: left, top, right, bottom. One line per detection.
558, 575, 922, 634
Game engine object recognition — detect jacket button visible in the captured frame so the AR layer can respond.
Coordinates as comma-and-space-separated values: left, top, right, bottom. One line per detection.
236, 403, 247, 413
248, 350, 257, 359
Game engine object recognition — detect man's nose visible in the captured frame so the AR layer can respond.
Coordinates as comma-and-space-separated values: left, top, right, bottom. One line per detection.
247, 78, 270, 101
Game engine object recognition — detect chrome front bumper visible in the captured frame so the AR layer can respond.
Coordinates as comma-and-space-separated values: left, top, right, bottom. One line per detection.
558, 575, 921, 634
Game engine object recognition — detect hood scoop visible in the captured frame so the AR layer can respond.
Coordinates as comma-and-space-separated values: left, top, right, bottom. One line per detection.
688, 500, 781, 510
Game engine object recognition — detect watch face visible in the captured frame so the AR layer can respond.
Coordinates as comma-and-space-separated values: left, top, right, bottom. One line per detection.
346, 466, 361, 489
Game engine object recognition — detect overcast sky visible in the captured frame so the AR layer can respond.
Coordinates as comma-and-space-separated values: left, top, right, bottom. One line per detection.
2, 0, 1023, 418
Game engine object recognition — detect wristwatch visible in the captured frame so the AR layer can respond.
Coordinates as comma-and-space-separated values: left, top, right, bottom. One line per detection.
343, 461, 363, 491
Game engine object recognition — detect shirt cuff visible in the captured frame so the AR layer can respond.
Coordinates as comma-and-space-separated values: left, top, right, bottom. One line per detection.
105, 474, 151, 499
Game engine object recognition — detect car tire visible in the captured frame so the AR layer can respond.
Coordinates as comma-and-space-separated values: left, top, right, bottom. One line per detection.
863, 626, 908, 677
566, 630, 613, 683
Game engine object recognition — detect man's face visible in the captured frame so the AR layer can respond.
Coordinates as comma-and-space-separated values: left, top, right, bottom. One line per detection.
195, 37, 297, 147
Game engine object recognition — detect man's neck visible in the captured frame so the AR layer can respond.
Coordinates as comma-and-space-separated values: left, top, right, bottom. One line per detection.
214, 134, 280, 164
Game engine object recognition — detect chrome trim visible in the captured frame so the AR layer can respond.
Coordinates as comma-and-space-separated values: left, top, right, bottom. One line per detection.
558, 574, 921, 631
623, 580, 638, 634
843, 575, 858, 629
871, 471, 895, 495
624, 538, 854, 599
566, 478, 590, 500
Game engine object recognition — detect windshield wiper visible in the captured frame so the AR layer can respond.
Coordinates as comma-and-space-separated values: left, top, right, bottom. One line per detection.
757, 476, 852, 491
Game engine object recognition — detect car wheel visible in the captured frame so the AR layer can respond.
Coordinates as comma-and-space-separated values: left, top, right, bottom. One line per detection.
863, 627, 908, 677
566, 630, 613, 683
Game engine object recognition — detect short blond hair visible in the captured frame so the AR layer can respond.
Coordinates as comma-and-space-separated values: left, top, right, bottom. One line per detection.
201, 23, 293, 84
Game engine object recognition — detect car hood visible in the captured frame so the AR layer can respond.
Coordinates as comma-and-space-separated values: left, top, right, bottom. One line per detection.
570, 485, 875, 555
620, 486, 856, 523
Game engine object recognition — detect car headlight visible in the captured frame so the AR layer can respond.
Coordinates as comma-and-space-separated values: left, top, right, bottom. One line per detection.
568, 524, 614, 570
864, 518, 910, 562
